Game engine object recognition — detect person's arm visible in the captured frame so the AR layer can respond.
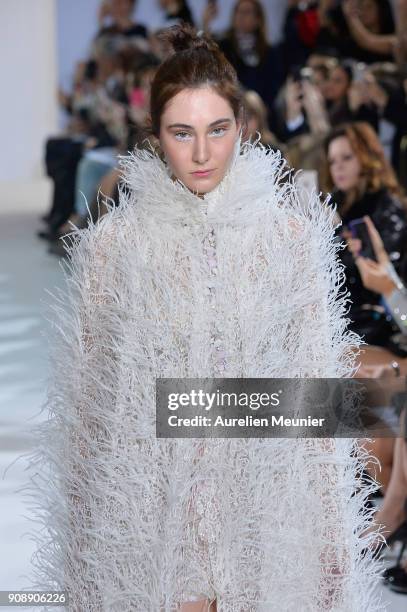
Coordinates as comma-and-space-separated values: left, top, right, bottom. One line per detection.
342, 0, 396, 56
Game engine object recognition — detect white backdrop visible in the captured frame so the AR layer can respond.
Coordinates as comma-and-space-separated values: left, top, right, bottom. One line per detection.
0, 0, 58, 181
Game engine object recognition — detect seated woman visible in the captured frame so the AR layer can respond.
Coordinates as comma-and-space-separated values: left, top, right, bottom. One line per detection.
323, 121, 407, 350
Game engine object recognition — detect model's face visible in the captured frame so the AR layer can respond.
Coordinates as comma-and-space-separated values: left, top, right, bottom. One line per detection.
159, 87, 241, 195
328, 136, 362, 192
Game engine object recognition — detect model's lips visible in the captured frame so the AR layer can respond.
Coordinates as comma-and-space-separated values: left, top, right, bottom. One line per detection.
191, 169, 215, 177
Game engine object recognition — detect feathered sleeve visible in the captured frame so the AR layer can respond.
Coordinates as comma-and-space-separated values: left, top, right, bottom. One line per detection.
282, 188, 385, 611
284, 192, 362, 379
22, 211, 124, 610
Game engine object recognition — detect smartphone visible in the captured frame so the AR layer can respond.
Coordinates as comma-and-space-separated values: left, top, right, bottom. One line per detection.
347, 218, 377, 261
300, 67, 313, 82
353, 61, 367, 82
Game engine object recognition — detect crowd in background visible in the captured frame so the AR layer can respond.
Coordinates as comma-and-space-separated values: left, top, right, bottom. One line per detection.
40, 0, 407, 241
38, 0, 407, 595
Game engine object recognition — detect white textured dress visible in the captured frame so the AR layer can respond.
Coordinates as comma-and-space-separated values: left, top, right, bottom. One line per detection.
24, 139, 385, 611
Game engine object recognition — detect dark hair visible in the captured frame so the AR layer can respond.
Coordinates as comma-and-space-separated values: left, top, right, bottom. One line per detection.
149, 23, 244, 137
335, 60, 353, 84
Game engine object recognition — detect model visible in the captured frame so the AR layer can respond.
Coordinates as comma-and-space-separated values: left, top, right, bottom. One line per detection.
25, 24, 384, 612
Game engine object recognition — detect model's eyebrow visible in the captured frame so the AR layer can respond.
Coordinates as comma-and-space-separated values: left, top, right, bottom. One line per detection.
167, 118, 233, 129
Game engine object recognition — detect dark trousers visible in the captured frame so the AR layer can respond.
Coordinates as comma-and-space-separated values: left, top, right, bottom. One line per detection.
44, 137, 84, 229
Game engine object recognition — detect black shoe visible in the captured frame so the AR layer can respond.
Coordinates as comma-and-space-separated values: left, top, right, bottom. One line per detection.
383, 564, 407, 582
388, 567, 407, 594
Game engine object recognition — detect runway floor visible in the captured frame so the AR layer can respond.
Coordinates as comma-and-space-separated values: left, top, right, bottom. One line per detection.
0, 179, 405, 610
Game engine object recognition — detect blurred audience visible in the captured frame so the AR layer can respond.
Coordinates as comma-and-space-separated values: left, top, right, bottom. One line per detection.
95, 0, 148, 51
159, 0, 194, 27
282, 0, 321, 76
318, 0, 396, 64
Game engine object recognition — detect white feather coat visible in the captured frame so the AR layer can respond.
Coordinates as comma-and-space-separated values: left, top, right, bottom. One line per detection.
24, 139, 385, 611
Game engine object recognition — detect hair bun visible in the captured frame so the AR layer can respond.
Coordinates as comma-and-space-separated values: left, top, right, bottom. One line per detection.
159, 23, 220, 55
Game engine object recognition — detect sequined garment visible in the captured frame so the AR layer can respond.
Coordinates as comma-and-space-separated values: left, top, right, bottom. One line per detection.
23, 139, 385, 611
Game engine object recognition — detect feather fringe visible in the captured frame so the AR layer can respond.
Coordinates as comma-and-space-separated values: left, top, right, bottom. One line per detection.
18, 139, 386, 611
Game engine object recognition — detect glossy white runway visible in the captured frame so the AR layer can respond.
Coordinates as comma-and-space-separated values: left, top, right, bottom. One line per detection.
0, 180, 405, 610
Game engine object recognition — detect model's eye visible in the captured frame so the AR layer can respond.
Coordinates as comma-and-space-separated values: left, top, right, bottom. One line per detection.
211, 127, 227, 137
174, 131, 191, 141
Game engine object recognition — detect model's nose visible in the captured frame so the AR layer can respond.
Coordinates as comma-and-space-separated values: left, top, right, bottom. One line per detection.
192, 136, 210, 165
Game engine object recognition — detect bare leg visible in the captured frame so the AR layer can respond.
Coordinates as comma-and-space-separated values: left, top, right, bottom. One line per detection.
363, 438, 394, 492
371, 436, 407, 538
354, 344, 398, 491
